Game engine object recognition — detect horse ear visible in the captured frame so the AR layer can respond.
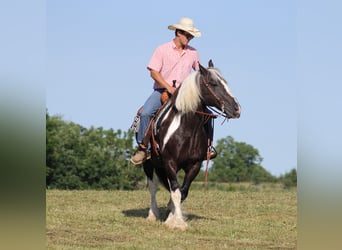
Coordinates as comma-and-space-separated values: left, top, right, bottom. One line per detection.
199, 62, 207, 75
208, 59, 214, 68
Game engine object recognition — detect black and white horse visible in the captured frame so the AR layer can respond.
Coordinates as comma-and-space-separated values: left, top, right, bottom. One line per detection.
143, 60, 241, 229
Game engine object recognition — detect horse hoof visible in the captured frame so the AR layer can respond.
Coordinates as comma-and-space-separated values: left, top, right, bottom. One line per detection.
146, 214, 158, 222
166, 221, 188, 231
165, 217, 188, 230
146, 210, 159, 222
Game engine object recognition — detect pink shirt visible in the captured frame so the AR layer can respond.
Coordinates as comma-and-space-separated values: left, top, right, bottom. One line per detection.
147, 40, 200, 89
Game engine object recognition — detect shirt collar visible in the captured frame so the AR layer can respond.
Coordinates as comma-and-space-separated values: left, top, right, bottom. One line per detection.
171, 40, 188, 50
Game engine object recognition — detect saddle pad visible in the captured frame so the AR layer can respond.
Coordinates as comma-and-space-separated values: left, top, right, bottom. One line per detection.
130, 114, 140, 133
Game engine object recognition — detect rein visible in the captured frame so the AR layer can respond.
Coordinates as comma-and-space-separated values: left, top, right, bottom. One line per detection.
195, 110, 218, 118
194, 110, 218, 127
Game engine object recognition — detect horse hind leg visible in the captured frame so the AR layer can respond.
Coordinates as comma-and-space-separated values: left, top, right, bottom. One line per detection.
146, 175, 160, 222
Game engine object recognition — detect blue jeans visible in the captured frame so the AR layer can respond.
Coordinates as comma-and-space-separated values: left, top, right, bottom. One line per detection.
137, 89, 164, 145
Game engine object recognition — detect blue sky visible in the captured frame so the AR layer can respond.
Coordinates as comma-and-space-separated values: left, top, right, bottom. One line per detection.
45, 0, 297, 177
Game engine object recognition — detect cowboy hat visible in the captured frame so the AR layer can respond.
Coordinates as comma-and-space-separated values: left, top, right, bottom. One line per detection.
168, 17, 201, 38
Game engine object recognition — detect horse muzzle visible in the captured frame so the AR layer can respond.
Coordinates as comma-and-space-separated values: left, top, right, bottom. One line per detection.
234, 104, 241, 118
225, 101, 241, 119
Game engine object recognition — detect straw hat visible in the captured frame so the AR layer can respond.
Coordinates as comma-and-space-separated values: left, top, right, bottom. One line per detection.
168, 17, 201, 37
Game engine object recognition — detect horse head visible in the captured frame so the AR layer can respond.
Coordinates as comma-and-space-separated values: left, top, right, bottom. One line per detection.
199, 60, 241, 119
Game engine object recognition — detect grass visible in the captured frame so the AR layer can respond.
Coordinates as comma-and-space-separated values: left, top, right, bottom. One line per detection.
46, 183, 297, 249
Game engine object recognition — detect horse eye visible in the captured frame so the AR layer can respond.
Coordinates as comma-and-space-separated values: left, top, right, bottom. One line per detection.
210, 81, 218, 86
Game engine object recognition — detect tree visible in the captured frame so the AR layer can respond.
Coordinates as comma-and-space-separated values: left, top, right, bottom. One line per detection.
46, 112, 145, 190
280, 168, 297, 188
209, 136, 276, 183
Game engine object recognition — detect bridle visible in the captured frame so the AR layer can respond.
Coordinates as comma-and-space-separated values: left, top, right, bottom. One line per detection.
197, 71, 229, 120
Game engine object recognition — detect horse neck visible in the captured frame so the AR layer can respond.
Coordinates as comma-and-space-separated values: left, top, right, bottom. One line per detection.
169, 96, 207, 125
171, 87, 206, 114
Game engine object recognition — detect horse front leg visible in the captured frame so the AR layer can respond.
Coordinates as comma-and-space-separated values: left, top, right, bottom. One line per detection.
180, 162, 202, 202
164, 178, 188, 230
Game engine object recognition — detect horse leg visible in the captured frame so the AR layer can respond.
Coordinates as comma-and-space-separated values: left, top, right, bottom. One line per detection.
143, 162, 159, 221
180, 162, 202, 202
146, 175, 160, 221
164, 179, 188, 230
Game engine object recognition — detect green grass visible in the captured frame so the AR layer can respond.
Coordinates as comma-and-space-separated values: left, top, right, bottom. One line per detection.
46, 184, 297, 249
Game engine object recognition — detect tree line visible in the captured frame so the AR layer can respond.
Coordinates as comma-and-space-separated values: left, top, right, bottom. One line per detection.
46, 112, 296, 190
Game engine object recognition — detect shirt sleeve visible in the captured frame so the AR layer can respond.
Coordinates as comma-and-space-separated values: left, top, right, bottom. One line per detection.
147, 46, 163, 72
193, 51, 200, 71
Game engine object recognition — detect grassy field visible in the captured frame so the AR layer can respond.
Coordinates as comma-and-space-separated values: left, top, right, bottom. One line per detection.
46, 183, 297, 249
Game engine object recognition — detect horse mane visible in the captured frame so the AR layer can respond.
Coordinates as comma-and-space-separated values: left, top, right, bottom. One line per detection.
175, 71, 202, 113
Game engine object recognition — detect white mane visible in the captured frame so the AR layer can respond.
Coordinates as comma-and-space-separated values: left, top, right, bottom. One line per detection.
175, 71, 201, 113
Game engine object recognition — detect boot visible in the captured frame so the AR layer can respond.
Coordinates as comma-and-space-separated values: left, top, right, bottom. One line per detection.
130, 144, 151, 165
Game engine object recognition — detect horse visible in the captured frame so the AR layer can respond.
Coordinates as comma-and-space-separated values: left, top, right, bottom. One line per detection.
142, 60, 241, 230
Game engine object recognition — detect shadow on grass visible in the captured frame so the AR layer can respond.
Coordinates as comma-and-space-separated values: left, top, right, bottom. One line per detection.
122, 207, 150, 218
122, 207, 208, 221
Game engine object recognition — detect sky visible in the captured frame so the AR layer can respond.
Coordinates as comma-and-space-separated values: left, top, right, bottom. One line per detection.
44, 0, 298, 177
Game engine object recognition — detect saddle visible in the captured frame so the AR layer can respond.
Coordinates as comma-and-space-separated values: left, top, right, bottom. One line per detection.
130, 95, 173, 155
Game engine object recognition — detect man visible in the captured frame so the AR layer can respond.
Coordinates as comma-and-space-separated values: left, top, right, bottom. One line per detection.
131, 17, 215, 165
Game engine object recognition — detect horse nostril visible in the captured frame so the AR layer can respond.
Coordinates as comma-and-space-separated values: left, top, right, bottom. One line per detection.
234, 105, 241, 118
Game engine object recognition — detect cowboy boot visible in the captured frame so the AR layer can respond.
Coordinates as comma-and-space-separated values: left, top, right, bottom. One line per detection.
130, 144, 151, 165
131, 119, 154, 165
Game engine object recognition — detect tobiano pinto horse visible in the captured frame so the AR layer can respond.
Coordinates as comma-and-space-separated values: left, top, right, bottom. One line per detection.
142, 60, 241, 230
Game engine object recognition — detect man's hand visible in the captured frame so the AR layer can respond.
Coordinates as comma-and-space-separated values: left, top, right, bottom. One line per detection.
150, 69, 175, 93
167, 86, 176, 95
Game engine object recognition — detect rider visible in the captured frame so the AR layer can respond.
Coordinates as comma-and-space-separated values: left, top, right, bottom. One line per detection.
130, 17, 216, 165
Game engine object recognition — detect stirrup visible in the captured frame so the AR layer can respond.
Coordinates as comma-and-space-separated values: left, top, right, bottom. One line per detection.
205, 146, 217, 160
138, 143, 147, 151
209, 146, 217, 159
